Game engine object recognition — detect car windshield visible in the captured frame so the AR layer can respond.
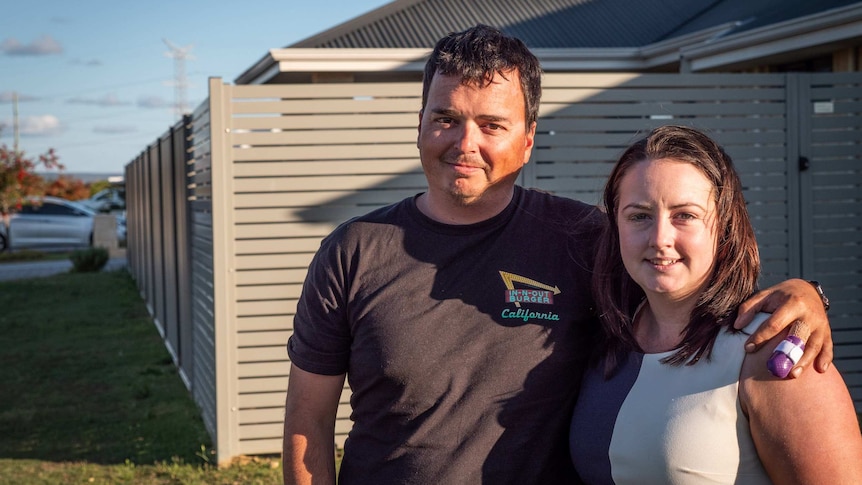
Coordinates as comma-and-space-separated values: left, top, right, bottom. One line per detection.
65, 199, 97, 216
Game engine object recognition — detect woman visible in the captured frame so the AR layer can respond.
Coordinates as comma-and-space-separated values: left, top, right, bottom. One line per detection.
569, 125, 862, 484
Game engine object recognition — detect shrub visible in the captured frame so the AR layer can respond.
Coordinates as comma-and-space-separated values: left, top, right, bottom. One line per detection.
69, 247, 109, 273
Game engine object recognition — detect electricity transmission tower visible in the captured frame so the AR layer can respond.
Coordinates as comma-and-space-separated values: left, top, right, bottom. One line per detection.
163, 39, 194, 119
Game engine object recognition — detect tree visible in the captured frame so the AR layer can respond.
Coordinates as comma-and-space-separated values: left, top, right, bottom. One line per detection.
0, 144, 63, 251
88, 179, 112, 197
46, 175, 90, 201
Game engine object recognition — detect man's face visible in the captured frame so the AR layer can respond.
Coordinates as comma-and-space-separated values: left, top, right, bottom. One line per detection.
417, 71, 536, 215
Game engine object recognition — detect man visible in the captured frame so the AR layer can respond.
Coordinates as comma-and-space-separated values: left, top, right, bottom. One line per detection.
283, 25, 832, 485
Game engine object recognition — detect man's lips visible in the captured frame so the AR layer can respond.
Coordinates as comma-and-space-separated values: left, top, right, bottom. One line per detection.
448, 161, 485, 174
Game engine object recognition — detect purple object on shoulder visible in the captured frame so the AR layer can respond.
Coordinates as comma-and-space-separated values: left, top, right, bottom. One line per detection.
766, 335, 805, 378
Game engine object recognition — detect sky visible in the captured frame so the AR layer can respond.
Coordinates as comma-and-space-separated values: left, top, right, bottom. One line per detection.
1, 0, 392, 176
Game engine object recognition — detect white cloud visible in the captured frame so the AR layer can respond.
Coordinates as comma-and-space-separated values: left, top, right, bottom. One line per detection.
93, 124, 137, 134
66, 93, 129, 107
137, 95, 171, 109
1, 35, 63, 56
71, 58, 102, 67
0, 91, 39, 103
18, 115, 65, 136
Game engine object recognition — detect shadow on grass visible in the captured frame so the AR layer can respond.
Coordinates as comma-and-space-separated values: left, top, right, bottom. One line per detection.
0, 270, 212, 465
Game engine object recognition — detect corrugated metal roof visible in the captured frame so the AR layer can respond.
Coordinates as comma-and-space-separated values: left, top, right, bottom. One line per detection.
667, 0, 862, 38
290, 0, 862, 49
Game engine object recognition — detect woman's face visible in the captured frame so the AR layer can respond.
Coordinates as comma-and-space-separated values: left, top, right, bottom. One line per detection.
616, 158, 718, 305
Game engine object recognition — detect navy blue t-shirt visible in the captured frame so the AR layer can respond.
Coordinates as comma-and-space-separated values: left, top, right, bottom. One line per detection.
289, 186, 603, 484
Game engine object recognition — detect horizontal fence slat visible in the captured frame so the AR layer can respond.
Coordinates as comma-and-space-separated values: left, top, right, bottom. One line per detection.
237, 284, 303, 300
233, 143, 420, 162
238, 376, 289, 394
230, 98, 420, 115
238, 315, 296, 332
232, 112, 418, 131
234, 190, 421, 210
234, 173, 427, 193
234, 159, 422, 178
230, 82, 420, 99
232, 128, 417, 146
238, 330, 291, 348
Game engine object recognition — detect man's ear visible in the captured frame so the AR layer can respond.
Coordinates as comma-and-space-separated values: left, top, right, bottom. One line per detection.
523, 121, 537, 163
416, 111, 424, 148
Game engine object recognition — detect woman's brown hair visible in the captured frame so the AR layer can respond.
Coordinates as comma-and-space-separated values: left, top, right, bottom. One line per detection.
592, 125, 761, 375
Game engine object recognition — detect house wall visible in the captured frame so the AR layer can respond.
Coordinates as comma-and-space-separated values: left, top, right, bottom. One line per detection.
125, 72, 862, 465
834, 47, 862, 72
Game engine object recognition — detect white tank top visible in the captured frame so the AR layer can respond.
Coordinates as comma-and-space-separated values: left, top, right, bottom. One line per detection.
570, 313, 773, 484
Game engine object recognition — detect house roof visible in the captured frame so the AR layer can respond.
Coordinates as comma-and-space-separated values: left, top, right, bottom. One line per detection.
235, 0, 862, 83
290, 0, 861, 49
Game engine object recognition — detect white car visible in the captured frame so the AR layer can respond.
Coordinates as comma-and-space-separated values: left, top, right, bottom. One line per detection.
0, 196, 126, 252
78, 187, 126, 213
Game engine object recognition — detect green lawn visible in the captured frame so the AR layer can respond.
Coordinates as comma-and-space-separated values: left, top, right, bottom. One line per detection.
0, 270, 282, 484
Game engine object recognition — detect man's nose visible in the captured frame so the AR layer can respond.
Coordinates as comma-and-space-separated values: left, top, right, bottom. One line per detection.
455, 123, 480, 153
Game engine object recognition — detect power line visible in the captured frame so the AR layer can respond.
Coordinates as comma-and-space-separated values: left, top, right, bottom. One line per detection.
7, 76, 172, 102
163, 39, 194, 119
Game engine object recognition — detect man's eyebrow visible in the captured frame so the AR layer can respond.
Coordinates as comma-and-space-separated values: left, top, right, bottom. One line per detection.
478, 114, 509, 123
429, 108, 511, 124
430, 108, 459, 116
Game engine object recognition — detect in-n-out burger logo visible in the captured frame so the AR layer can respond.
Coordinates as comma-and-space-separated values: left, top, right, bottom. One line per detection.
506, 289, 553, 304
498, 271, 561, 323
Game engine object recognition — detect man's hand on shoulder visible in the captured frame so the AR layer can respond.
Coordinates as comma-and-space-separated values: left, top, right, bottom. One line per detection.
734, 278, 832, 378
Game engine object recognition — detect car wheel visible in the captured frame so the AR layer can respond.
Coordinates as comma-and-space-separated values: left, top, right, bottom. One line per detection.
0, 232, 6, 252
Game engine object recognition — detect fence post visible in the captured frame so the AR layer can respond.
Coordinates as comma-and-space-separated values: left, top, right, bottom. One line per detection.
208, 77, 241, 465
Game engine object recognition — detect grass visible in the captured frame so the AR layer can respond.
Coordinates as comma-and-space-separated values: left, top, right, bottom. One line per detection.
0, 270, 282, 484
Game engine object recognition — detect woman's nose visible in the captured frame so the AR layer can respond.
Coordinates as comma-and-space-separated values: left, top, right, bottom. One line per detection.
650, 218, 674, 249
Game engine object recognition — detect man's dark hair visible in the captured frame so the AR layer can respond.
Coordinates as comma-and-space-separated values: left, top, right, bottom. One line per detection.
421, 24, 542, 127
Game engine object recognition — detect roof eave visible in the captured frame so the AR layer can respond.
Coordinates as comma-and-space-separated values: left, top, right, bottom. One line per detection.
533, 48, 646, 71
235, 49, 281, 85
235, 48, 432, 83
680, 3, 862, 71
276, 48, 430, 72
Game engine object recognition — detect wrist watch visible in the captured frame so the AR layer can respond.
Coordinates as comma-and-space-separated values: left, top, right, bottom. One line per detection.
808, 280, 830, 312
